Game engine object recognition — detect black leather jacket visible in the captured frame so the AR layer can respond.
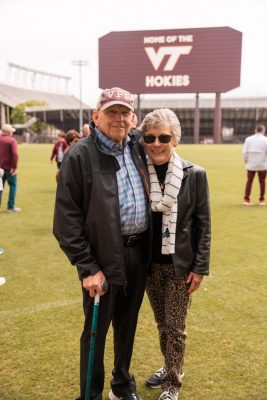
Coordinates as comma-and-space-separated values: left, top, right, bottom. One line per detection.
171, 159, 211, 276
53, 123, 151, 284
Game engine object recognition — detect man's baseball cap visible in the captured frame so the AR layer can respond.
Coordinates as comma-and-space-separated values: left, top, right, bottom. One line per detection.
96, 87, 134, 111
1, 123, 16, 133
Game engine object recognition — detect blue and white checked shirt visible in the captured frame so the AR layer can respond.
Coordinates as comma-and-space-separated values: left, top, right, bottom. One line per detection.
96, 129, 148, 235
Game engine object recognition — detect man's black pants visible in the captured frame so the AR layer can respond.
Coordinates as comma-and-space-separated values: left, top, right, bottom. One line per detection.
80, 238, 148, 400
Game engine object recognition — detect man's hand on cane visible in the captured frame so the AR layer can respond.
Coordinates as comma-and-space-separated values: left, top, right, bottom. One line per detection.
83, 271, 107, 297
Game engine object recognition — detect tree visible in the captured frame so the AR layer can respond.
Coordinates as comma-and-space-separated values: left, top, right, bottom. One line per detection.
11, 100, 48, 133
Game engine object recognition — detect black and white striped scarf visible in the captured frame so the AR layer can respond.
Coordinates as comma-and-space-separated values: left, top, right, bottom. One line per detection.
147, 151, 183, 254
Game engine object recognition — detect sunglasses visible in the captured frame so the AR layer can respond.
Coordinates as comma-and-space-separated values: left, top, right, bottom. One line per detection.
143, 134, 173, 144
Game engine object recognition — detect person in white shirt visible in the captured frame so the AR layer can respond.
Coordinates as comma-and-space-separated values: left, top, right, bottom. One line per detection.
243, 124, 267, 205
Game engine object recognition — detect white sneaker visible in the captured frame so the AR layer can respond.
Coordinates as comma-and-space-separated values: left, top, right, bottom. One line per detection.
7, 207, 22, 212
243, 200, 253, 206
0, 277, 6, 286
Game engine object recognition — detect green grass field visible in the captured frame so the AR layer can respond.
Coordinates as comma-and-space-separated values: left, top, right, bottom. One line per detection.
0, 144, 266, 400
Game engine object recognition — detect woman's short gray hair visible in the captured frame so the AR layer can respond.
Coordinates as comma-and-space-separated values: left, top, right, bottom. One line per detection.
139, 108, 181, 144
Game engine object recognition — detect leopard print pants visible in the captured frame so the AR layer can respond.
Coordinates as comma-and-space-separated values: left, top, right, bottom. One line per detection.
146, 263, 191, 393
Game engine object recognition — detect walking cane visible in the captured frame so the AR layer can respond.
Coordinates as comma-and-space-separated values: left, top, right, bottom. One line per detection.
85, 281, 108, 400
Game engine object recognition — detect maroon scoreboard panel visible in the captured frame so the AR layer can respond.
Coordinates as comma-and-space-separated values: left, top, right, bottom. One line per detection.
99, 27, 242, 94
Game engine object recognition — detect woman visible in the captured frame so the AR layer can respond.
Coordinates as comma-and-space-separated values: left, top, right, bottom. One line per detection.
56, 130, 80, 183
50, 131, 67, 169
65, 129, 80, 148
139, 109, 211, 400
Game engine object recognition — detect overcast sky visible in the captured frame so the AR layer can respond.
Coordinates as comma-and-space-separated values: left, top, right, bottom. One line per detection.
0, 0, 266, 106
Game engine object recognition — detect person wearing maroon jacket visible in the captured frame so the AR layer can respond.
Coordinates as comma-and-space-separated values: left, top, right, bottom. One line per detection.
0, 124, 21, 212
50, 131, 67, 169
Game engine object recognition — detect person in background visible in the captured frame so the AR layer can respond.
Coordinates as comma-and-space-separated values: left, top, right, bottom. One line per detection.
82, 123, 90, 138
0, 124, 21, 212
0, 130, 5, 283
139, 109, 211, 400
53, 87, 151, 400
55, 130, 80, 183
132, 113, 138, 128
65, 129, 80, 149
242, 124, 267, 206
50, 131, 67, 169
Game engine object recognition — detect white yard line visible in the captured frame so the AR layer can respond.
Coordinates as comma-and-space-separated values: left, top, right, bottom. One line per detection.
0, 298, 81, 317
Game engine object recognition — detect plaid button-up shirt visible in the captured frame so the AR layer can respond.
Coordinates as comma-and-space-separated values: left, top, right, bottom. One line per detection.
96, 129, 148, 235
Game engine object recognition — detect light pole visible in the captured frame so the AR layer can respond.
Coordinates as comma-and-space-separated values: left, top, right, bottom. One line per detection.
71, 60, 89, 133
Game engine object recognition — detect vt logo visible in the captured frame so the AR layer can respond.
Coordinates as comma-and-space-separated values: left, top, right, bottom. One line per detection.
144, 46, 192, 71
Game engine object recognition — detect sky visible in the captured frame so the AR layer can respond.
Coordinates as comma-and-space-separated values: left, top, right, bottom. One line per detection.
0, 0, 266, 106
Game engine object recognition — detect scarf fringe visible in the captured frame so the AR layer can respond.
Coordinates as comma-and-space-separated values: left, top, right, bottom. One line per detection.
148, 151, 183, 254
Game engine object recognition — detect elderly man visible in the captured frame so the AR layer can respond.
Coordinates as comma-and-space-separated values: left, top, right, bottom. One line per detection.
53, 87, 151, 400
82, 123, 90, 138
0, 123, 21, 212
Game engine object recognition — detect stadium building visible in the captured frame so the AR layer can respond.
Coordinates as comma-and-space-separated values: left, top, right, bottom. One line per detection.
1, 80, 267, 143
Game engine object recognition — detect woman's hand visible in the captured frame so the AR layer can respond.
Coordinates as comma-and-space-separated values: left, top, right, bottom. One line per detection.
187, 272, 204, 294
